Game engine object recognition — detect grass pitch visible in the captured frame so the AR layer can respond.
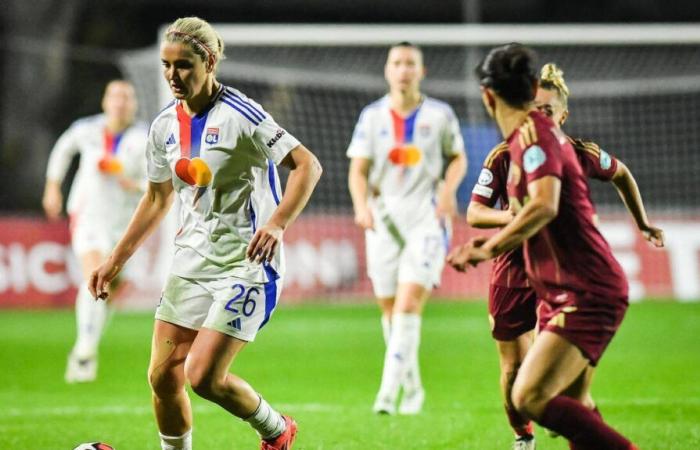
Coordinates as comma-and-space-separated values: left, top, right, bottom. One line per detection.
0, 300, 698, 449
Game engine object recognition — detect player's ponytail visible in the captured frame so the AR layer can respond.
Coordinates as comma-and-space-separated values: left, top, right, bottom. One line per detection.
163, 17, 226, 72
475, 43, 538, 108
539, 63, 570, 108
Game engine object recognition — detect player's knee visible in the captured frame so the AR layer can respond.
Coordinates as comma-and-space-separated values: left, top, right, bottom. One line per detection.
186, 364, 225, 400
148, 365, 182, 397
511, 381, 549, 420
393, 296, 422, 314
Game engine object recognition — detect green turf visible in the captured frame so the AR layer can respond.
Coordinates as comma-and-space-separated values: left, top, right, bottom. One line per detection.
0, 301, 698, 449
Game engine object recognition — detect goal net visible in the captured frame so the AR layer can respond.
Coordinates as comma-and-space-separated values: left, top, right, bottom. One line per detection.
119, 24, 700, 302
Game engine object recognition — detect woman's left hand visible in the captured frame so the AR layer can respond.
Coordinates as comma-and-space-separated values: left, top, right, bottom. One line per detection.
247, 222, 284, 264
446, 238, 492, 272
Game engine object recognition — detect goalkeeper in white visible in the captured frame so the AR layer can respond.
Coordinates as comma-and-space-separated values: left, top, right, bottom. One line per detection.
347, 42, 467, 415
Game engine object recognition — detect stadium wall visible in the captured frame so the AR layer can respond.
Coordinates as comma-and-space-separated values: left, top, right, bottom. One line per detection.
0, 214, 697, 309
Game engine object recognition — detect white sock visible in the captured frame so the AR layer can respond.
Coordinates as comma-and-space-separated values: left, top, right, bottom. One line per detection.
377, 313, 421, 402
244, 396, 286, 440
159, 429, 192, 450
402, 315, 423, 393
381, 315, 391, 345
382, 315, 422, 393
73, 283, 109, 359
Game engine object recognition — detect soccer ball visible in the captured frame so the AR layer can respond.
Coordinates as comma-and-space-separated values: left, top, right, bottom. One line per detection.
72, 443, 114, 450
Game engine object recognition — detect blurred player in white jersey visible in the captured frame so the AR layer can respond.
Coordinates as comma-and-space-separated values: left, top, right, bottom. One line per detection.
89, 17, 321, 450
43, 80, 147, 383
347, 42, 467, 415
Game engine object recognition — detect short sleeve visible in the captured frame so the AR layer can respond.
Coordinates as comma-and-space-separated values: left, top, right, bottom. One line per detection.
471, 145, 507, 207
129, 124, 150, 191
346, 108, 374, 159
522, 137, 563, 184
441, 106, 465, 157
252, 115, 301, 165
46, 122, 81, 181
575, 141, 618, 181
146, 123, 172, 183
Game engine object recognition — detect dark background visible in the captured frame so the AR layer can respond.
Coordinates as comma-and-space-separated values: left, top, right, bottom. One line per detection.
2, 0, 700, 212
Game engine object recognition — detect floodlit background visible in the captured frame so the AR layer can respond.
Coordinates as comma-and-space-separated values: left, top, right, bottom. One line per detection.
2, 1, 700, 306
0, 2, 699, 449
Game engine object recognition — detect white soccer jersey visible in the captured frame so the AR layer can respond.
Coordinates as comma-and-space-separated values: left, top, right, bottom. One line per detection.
346, 95, 465, 230
46, 114, 148, 230
147, 85, 300, 283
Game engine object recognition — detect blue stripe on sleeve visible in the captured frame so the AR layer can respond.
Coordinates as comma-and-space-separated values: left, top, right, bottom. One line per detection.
222, 92, 265, 122
220, 98, 261, 125
225, 89, 266, 119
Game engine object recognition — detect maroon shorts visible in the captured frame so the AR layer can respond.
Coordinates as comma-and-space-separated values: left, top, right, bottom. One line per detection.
537, 291, 628, 366
488, 284, 538, 341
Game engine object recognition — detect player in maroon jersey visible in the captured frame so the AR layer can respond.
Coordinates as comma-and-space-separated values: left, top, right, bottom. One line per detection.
449, 43, 639, 449
468, 142, 538, 449
467, 61, 664, 448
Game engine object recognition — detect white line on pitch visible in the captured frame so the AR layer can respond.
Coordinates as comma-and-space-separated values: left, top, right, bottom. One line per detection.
0, 403, 343, 419
2, 398, 698, 419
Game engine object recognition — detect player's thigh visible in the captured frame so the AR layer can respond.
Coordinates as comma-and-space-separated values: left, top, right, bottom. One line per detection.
496, 330, 534, 370
78, 250, 106, 280
366, 229, 401, 298
562, 365, 596, 408
397, 226, 446, 294
186, 328, 248, 383
71, 221, 111, 272
512, 330, 589, 409
148, 319, 197, 391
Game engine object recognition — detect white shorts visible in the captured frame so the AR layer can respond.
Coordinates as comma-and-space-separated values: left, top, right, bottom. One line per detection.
154, 265, 283, 342
365, 222, 448, 298
70, 213, 124, 256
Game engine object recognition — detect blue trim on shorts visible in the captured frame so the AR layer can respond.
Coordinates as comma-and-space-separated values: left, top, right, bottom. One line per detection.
259, 263, 280, 330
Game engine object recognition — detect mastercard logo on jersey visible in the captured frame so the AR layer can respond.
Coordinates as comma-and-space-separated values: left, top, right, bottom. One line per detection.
388, 145, 422, 166
97, 156, 123, 175
175, 157, 212, 205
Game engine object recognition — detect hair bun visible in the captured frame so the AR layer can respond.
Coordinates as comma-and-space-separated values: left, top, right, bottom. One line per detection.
540, 63, 570, 97
508, 52, 533, 76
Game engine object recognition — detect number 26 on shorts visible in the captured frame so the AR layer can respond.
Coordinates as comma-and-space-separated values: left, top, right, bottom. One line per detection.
225, 284, 259, 317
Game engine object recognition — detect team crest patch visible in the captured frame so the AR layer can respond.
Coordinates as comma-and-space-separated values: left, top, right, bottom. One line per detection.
523, 145, 546, 173
478, 168, 494, 185
599, 149, 612, 170
205, 127, 220, 144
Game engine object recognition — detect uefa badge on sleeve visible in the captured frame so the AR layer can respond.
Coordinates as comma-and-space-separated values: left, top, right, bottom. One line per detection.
205, 127, 220, 145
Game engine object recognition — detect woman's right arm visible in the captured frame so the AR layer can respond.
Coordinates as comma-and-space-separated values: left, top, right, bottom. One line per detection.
43, 126, 81, 220
89, 180, 174, 299
466, 201, 515, 228
348, 157, 374, 230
